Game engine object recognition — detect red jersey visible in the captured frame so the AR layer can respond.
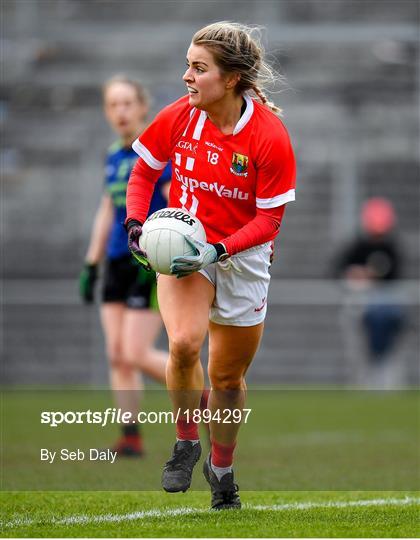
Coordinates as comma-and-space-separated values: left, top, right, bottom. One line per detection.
131, 95, 296, 245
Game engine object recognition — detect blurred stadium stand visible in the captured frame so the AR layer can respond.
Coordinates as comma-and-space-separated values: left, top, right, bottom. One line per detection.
2, 0, 419, 384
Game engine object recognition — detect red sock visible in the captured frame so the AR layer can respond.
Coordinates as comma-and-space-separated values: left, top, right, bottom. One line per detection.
200, 389, 210, 410
125, 434, 143, 452
176, 415, 199, 441
211, 440, 236, 468
115, 434, 143, 453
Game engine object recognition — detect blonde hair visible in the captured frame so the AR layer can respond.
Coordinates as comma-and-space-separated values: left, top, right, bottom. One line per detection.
192, 21, 283, 114
102, 74, 150, 107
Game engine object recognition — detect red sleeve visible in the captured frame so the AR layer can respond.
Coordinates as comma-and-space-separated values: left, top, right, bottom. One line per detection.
126, 158, 162, 223
221, 205, 286, 256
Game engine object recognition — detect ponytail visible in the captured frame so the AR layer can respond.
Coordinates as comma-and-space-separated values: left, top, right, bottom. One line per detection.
252, 86, 282, 115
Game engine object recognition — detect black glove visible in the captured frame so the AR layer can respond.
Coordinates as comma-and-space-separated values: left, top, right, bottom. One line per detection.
125, 219, 151, 271
79, 263, 98, 303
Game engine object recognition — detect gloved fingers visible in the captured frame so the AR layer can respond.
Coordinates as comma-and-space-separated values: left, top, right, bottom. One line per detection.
129, 238, 139, 251
184, 235, 203, 254
80, 289, 93, 303
171, 254, 201, 265
128, 237, 144, 254
170, 263, 200, 274
170, 261, 199, 274
128, 225, 144, 251
79, 269, 95, 303
131, 251, 152, 271
128, 224, 143, 236
128, 237, 148, 260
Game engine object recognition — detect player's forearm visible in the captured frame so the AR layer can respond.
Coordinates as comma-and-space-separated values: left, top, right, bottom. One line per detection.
85, 195, 113, 264
126, 158, 162, 224
221, 205, 286, 256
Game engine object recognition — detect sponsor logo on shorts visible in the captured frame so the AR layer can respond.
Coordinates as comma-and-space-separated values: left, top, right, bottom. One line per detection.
147, 209, 196, 226
230, 152, 249, 177
254, 297, 266, 312
175, 168, 249, 201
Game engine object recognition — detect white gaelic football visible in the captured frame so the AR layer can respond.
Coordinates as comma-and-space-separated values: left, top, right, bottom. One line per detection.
139, 208, 206, 275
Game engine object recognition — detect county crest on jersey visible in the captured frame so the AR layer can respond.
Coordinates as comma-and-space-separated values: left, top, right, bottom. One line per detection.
231, 152, 249, 177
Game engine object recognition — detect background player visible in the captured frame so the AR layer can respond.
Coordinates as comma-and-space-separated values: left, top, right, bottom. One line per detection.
125, 22, 296, 507
79, 75, 170, 456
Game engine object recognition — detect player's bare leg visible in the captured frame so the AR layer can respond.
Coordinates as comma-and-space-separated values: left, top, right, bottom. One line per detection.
101, 303, 144, 456
157, 272, 214, 492
101, 303, 143, 414
121, 309, 167, 383
208, 322, 263, 443
204, 321, 264, 509
158, 272, 214, 410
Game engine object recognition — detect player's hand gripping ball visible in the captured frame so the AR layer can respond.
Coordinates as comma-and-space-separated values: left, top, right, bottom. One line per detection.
138, 208, 206, 275
170, 237, 218, 278
126, 219, 152, 271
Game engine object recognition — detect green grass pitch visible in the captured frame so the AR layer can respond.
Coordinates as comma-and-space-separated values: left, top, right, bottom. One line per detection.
1, 388, 419, 537
1, 491, 419, 537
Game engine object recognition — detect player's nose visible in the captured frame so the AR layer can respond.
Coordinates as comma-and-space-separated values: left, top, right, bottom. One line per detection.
183, 68, 194, 83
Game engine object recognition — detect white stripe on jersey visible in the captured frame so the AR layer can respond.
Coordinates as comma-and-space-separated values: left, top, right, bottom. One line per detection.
183, 93, 253, 141
192, 110, 207, 140
175, 152, 181, 166
132, 139, 167, 170
233, 94, 254, 135
256, 188, 296, 209
182, 108, 197, 137
185, 157, 195, 171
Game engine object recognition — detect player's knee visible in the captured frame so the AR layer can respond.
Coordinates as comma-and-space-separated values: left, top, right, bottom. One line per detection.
209, 369, 243, 391
121, 344, 145, 369
169, 333, 201, 368
108, 346, 134, 372
107, 345, 121, 367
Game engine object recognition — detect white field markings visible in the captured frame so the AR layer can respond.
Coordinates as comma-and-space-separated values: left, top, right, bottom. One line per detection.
1, 496, 419, 530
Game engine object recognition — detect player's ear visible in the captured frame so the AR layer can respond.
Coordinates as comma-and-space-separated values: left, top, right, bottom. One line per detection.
225, 72, 241, 90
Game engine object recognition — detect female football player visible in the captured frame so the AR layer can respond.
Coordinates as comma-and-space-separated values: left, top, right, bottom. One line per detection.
126, 22, 296, 507
79, 75, 171, 456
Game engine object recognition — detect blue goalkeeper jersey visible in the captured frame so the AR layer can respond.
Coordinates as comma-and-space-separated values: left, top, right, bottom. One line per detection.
104, 140, 171, 259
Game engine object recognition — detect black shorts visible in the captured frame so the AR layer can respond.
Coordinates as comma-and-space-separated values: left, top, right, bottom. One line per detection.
102, 255, 158, 310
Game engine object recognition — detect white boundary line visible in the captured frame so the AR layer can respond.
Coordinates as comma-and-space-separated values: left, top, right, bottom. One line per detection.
1, 496, 419, 530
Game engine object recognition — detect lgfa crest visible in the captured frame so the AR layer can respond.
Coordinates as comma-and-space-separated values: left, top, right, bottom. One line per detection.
230, 152, 249, 177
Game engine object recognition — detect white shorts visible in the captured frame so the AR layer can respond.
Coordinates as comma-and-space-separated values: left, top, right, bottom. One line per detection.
200, 242, 272, 327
